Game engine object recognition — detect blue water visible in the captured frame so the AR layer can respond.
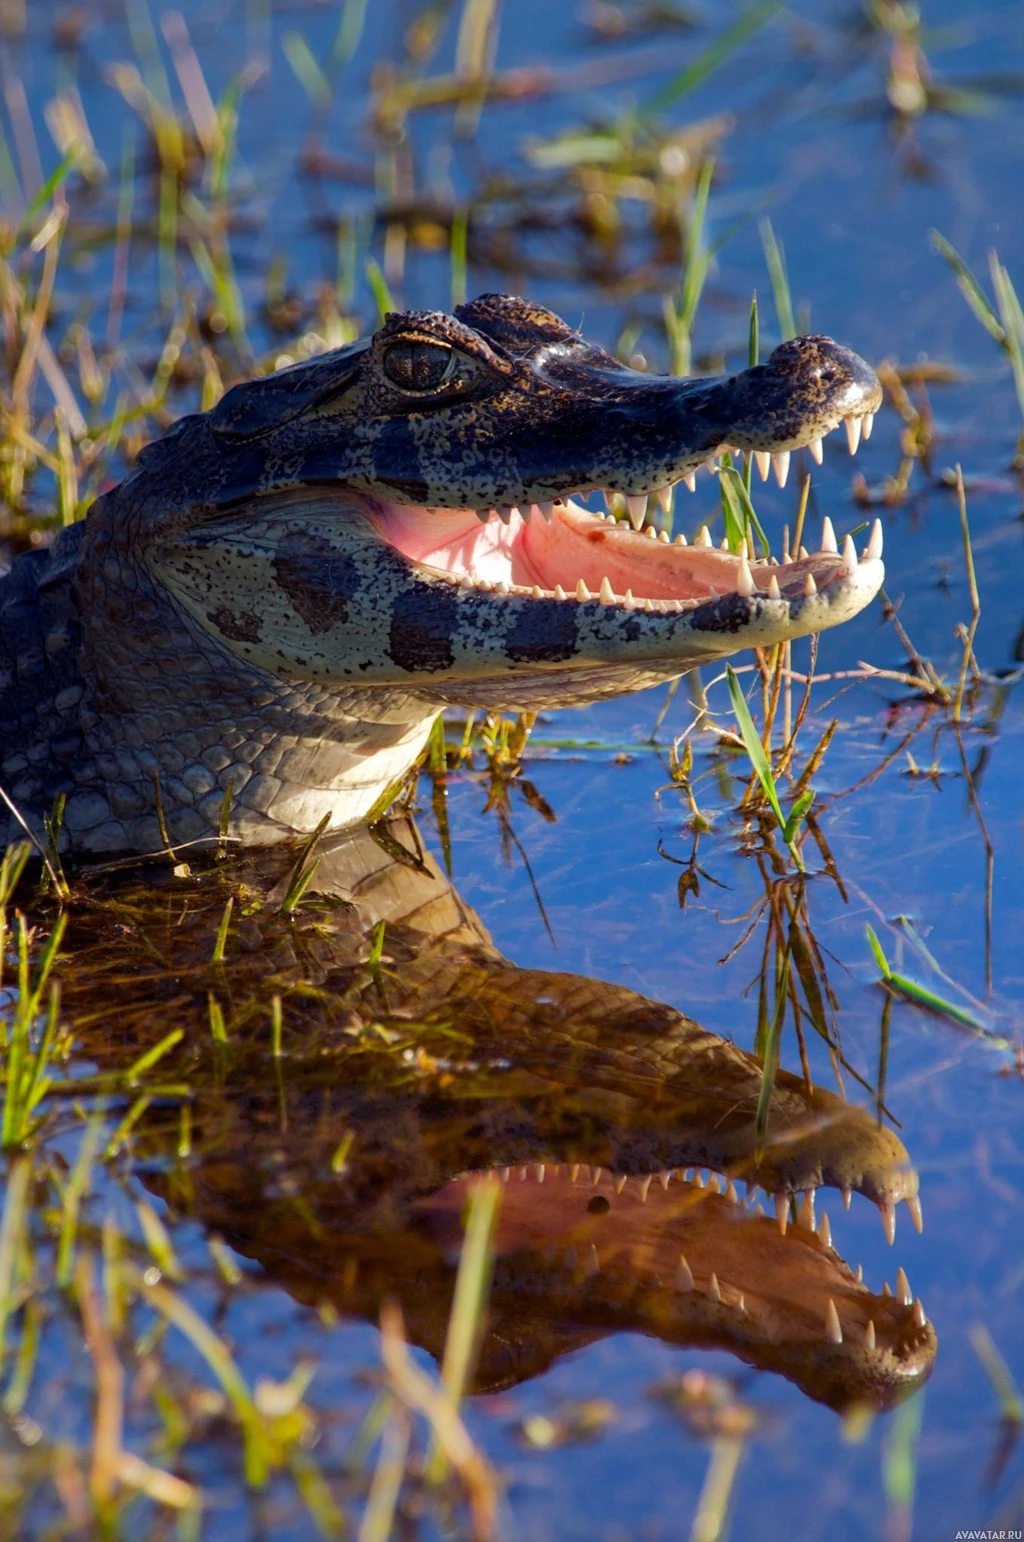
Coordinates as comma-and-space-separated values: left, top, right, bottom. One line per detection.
5, 2, 1024, 1536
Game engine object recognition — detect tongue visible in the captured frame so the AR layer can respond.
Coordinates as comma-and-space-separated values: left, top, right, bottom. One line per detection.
516, 509, 742, 600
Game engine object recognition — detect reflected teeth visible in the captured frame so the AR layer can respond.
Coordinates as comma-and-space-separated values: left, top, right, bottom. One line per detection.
755, 451, 771, 482
820, 516, 838, 555
808, 436, 824, 464
865, 517, 883, 563
826, 1298, 843, 1345
845, 415, 862, 454
772, 450, 791, 488
626, 494, 648, 531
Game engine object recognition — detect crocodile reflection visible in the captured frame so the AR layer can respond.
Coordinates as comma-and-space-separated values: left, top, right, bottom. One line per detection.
58, 818, 936, 1413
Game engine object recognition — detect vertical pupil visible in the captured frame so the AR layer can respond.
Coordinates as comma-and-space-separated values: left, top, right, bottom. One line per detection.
388, 342, 450, 388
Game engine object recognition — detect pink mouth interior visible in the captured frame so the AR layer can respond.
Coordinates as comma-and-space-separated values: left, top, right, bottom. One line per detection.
374, 500, 754, 601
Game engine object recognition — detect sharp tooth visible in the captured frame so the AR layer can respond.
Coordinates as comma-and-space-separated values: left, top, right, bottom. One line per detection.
638, 1175, 653, 1202
820, 516, 838, 554
599, 576, 616, 604
862, 411, 874, 440
659, 1171, 674, 1190
520, 504, 532, 523
912, 1298, 927, 1328
881, 1200, 897, 1245
775, 1192, 789, 1235
478, 509, 493, 524
737, 554, 755, 597
518, 1166, 528, 1181
570, 1164, 580, 1182
627, 494, 648, 530
865, 518, 883, 562
725, 1181, 739, 1204
841, 1188, 852, 1211
614, 1173, 629, 1195
798, 545, 809, 560
845, 415, 862, 454
683, 471, 697, 492
495, 580, 510, 595
905, 1194, 923, 1233
773, 450, 791, 487
695, 526, 712, 548
691, 1170, 705, 1189
675, 1255, 695, 1292
623, 589, 635, 609
531, 585, 544, 599
882, 1281, 892, 1297
534, 1164, 545, 1182
808, 436, 824, 465
537, 502, 555, 522
768, 574, 781, 600
645, 525, 658, 539
500, 1167, 510, 1182
826, 1298, 843, 1344
554, 584, 567, 601
591, 1167, 603, 1186
656, 529, 668, 544
818, 1212, 832, 1249
576, 579, 591, 602
584, 1245, 600, 1277
896, 1266, 912, 1305
799, 1190, 816, 1232
707, 1273, 721, 1303
865, 1319, 876, 1351
655, 486, 673, 514
737, 1295, 746, 1314
842, 533, 857, 575
720, 538, 730, 551
855, 1264, 863, 1284
496, 505, 518, 524
706, 1174, 722, 1194
754, 450, 771, 482
803, 573, 817, 597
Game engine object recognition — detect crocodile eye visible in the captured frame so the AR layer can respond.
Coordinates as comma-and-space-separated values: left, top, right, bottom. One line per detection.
383, 339, 455, 392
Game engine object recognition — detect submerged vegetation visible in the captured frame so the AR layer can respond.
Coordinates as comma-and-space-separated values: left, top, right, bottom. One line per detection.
1, 1, 1023, 1538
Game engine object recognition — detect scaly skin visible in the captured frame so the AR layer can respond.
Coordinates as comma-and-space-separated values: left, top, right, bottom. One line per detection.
0, 294, 883, 853
58, 821, 935, 1411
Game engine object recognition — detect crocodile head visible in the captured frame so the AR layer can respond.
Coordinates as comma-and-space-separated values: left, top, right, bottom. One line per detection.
147, 292, 884, 708
8, 292, 883, 850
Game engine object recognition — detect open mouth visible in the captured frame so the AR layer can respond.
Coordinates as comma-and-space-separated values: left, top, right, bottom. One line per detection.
418, 1159, 934, 1408
373, 414, 882, 614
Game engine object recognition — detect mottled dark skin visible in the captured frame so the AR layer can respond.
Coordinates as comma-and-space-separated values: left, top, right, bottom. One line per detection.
0, 294, 883, 854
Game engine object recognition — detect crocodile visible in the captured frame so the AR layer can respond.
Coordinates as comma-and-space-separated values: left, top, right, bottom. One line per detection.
0, 292, 883, 855
57, 820, 935, 1412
